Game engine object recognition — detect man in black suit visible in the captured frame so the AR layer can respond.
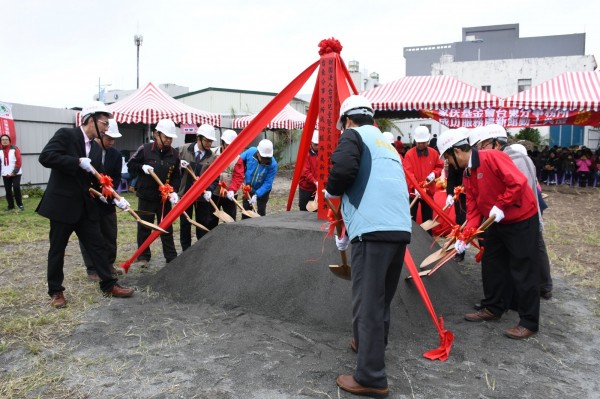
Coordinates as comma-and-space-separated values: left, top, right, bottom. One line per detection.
37, 101, 134, 308
79, 118, 129, 280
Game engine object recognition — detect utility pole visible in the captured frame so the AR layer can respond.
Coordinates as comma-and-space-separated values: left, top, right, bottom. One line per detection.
134, 34, 143, 89
98, 78, 111, 102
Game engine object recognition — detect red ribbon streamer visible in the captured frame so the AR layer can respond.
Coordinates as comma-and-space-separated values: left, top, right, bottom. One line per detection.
158, 184, 173, 203
219, 181, 228, 197
120, 60, 320, 272
404, 250, 454, 361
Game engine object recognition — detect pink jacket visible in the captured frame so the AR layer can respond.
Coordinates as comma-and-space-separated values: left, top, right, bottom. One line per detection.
575, 158, 592, 173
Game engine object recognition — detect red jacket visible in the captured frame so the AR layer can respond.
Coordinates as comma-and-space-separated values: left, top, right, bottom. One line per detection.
403, 146, 444, 196
463, 149, 538, 230
298, 149, 318, 191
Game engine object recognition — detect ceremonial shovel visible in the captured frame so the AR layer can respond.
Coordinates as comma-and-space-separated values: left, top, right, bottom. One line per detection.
420, 204, 451, 231
183, 166, 235, 224
323, 196, 351, 281
419, 220, 468, 269
233, 198, 260, 218
305, 192, 318, 212
415, 216, 496, 278
88, 168, 168, 234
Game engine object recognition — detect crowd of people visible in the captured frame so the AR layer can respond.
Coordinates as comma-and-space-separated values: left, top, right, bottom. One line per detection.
7, 96, 596, 398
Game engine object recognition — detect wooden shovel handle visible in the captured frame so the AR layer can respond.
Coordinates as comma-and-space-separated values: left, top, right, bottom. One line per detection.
148, 169, 165, 187
89, 166, 122, 201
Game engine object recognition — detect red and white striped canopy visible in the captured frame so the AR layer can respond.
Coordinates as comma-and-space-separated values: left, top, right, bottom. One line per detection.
362, 75, 502, 111
503, 71, 600, 111
77, 82, 220, 126
232, 104, 306, 130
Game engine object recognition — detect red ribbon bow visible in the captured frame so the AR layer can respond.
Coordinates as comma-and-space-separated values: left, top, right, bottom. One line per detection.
219, 181, 228, 197
159, 184, 174, 203
98, 174, 114, 199
318, 38, 343, 55
453, 185, 464, 199
242, 184, 252, 199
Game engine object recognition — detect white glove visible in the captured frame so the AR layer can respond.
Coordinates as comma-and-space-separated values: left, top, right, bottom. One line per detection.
142, 165, 154, 175
79, 157, 94, 173
335, 234, 350, 251
226, 190, 235, 200
180, 160, 190, 169
169, 192, 179, 205
113, 197, 130, 210
426, 172, 436, 182
249, 194, 257, 205
324, 190, 339, 199
489, 205, 505, 223
445, 194, 454, 207
203, 191, 212, 202
454, 240, 471, 254
414, 189, 421, 198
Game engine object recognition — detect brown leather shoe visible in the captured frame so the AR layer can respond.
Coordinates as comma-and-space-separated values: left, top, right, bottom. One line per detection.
105, 284, 134, 298
464, 308, 500, 322
50, 292, 67, 308
350, 338, 357, 353
504, 325, 537, 340
87, 272, 100, 282
336, 375, 389, 398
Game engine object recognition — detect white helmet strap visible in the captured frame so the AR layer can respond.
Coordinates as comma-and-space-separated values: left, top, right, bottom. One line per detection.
345, 107, 374, 118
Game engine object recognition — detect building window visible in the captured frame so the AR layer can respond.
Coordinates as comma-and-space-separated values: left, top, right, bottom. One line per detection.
481, 85, 491, 93
518, 79, 532, 92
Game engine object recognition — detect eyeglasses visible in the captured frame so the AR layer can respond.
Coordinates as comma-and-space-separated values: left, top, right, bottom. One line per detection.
97, 120, 110, 127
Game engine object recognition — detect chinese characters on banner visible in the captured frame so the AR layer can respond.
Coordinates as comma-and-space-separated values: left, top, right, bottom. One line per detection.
180, 123, 197, 135
0, 102, 17, 144
317, 54, 339, 219
422, 108, 600, 128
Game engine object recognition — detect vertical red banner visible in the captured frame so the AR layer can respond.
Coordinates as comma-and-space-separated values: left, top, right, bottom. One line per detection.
317, 53, 340, 220
0, 102, 17, 144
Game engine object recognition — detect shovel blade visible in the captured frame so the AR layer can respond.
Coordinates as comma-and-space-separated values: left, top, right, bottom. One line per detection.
329, 264, 351, 280
214, 210, 235, 224
139, 219, 169, 234
306, 199, 318, 212
419, 248, 447, 269
420, 219, 440, 231
242, 209, 260, 218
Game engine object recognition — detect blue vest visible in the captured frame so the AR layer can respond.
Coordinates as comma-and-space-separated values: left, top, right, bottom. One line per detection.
342, 125, 412, 240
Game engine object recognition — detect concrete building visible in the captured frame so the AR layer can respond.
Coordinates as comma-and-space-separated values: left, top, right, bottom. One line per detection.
401, 24, 598, 147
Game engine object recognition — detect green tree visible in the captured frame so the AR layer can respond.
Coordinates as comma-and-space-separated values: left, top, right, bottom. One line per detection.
515, 127, 542, 146
375, 118, 403, 137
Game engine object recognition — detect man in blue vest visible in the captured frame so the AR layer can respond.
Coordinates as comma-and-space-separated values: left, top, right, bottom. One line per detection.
326, 95, 412, 398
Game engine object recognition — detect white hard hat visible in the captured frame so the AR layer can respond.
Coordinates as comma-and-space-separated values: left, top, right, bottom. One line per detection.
478, 124, 508, 145
468, 126, 487, 147
81, 101, 112, 120
382, 131, 395, 145
336, 95, 374, 130
105, 119, 122, 138
257, 139, 274, 158
221, 129, 237, 145
413, 126, 430, 143
510, 143, 528, 156
155, 119, 177, 138
197, 124, 216, 141
437, 129, 470, 158
311, 130, 319, 144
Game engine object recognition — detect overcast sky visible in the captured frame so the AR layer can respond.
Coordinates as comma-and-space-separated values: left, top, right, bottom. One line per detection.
2, 0, 599, 109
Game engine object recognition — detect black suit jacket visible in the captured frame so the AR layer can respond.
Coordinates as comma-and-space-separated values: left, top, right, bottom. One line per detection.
36, 127, 103, 224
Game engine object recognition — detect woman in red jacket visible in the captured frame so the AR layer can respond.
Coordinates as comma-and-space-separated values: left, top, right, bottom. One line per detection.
1, 134, 24, 211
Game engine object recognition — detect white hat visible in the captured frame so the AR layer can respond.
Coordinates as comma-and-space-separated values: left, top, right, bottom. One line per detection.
155, 119, 177, 138
336, 95, 374, 130
105, 119, 122, 138
413, 126, 430, 143
81, 101, 112, 120
197, 124, 216, 141
221, 129, 237, 145
382, 131, 395, 145
511, 143, 528, 156
437, 129, 470, 158
311, 130, 319, 144
257, 139, 274, 157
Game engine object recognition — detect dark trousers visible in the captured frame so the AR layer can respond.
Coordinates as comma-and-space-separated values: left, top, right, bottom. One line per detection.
538, 232, 552, 293
137, 198, 177, 262
242, 191, 270, 218
3, 175, 23, 208
410, 197, 433, 224
480, 215, 540, 332
214, 194, 237, 221
79, 211, 117, 273
47, 215, 117, 295
298, 188, 315, 211
180, 200, 215, 251
454, 193, 467, 225
351, 240, 408, 389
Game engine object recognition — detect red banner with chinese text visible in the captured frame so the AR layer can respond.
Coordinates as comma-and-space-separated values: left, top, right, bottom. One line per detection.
422, 108, 600, 128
